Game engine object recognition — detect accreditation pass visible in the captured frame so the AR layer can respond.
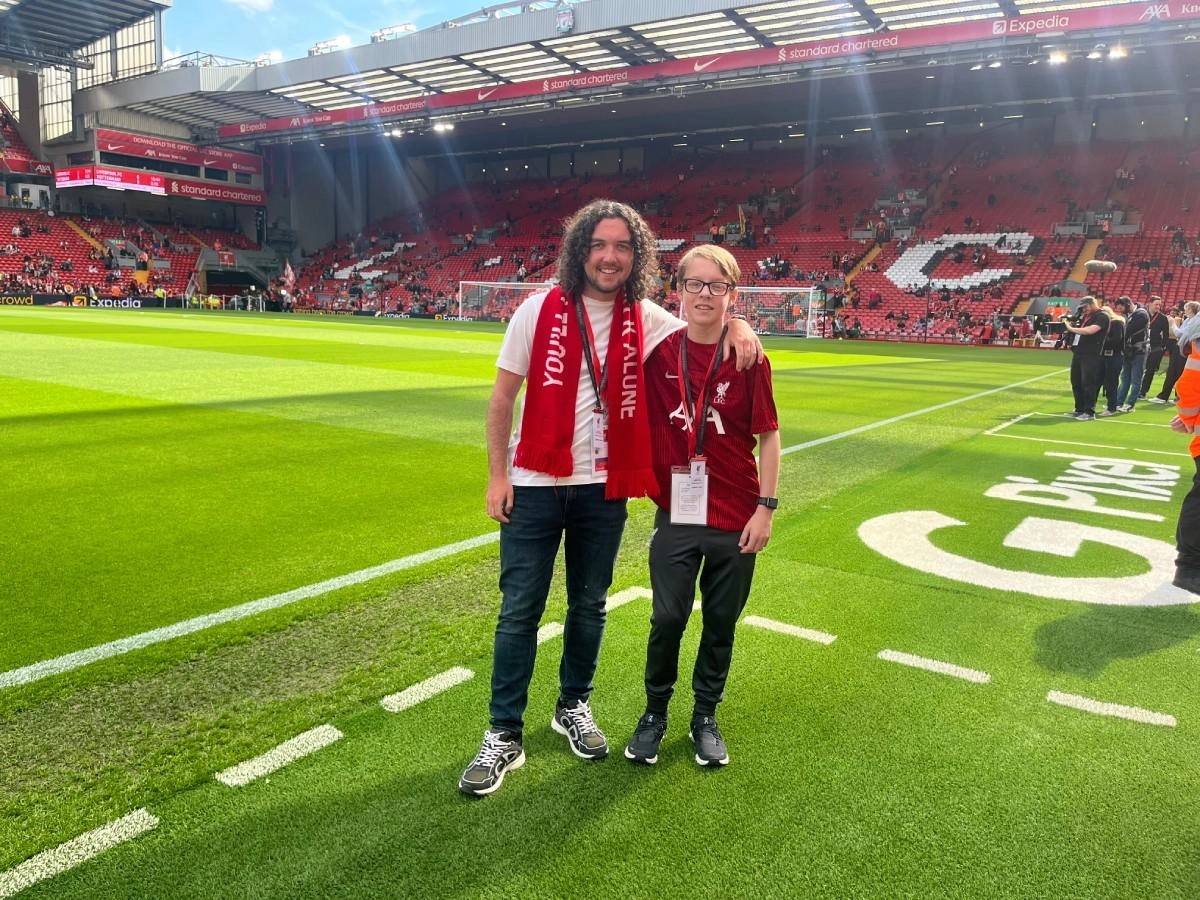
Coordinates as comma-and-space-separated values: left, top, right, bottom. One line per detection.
670, 458, 708, 526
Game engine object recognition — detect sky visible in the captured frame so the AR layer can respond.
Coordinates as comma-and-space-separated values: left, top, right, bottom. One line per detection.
161, 0, 500, 65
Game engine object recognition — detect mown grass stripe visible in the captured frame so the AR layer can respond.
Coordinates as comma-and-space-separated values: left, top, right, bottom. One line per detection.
380, 667, 474, 714
781, 368, 1065, 456
0, 532, 499, 690
743, 615, 837, 645
0, 809, 158, 898
215, 724, 344, 787
1046, 690, 1177, 727
878, 649, 991, 684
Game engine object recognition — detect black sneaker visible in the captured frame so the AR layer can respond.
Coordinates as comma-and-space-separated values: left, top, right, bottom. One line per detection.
551, 698, 608, 759
689, 716, 730, 767
1173, 568, 1200, 595
458, 730, 525, 796
624, 712, 668, 765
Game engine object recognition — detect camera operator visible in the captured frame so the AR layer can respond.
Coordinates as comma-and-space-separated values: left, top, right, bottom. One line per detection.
1062, 296, 1108, 421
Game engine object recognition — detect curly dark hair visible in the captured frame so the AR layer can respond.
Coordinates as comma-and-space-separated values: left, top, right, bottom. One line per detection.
555, 199, 660, 302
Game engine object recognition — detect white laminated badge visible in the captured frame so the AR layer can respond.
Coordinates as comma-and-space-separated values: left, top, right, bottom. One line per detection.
591, 409, 609, 475
670, 463, 708, 526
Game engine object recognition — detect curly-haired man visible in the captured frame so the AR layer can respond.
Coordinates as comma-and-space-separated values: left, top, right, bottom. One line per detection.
459, 199, 762, 795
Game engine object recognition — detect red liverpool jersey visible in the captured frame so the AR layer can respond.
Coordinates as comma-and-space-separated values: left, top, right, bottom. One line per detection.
644, 330, 779, 531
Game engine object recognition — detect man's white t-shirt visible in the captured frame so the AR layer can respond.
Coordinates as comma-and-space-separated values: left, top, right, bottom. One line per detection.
497, 291, 683, 486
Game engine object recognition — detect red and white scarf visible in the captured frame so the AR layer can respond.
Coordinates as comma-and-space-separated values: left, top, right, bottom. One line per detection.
514, 286, 656, 499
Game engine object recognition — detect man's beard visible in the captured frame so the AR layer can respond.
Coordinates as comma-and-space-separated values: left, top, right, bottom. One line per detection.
585, 271, 627, 297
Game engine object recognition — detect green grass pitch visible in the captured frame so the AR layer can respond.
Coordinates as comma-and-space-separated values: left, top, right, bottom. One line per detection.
1, 307, 1197, 898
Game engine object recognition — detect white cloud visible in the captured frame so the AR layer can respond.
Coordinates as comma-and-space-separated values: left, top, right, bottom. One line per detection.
223, 0, 274, 12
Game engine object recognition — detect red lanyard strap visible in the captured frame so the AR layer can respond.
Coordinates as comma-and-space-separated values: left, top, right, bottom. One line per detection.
678, 324, 728, 458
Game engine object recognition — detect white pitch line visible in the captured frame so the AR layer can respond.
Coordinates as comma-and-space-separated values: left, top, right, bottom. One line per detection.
0, 809, 159, 899
380, 667, 473, 713
877, 649, 991, 684
984, 411, 1035, 436
0, 531, 500, 690
536, 622, 564, 644
215, 724, 343, 787
985, 432, 1191, 457
743, 615, 837, 645
1046, 690, 1176, 727
781, 368, 1066, 455
606, 586, 652, 611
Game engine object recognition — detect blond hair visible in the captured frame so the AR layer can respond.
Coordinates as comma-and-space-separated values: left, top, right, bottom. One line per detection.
678, 244, 741, 285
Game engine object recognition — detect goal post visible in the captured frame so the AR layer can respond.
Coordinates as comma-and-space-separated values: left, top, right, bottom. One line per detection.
457, 280, 553, 321
732, 285, 824, 338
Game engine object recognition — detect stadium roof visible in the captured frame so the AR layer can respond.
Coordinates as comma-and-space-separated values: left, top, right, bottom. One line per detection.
75, 0, 1200, 143
0, 0, 169, 69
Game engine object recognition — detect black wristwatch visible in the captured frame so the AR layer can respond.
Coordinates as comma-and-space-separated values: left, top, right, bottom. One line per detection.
756, 496, 778, 510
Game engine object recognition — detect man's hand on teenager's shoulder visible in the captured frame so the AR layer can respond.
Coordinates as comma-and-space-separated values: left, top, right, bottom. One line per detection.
487, 475, 514, 524
725, 317, 764, 371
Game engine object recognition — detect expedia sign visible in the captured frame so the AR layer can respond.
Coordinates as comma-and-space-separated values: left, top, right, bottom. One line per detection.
88, 297, 144, 308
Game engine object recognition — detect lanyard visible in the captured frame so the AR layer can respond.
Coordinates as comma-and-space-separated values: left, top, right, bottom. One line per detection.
575, 296, 607, 411
677, 325, 728, 458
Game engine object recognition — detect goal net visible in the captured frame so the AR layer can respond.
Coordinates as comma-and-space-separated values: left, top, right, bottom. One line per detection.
457, 281, 553, 321
733, 285, 824, 338
458, 280, 823, 337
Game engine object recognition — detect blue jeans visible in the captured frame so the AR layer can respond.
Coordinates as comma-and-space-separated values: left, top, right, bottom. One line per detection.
489, 483, 628, 734
1116, 352, 1147, 409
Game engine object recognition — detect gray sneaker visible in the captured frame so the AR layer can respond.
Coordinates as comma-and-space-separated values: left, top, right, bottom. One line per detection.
689, 715, 730, 767
552, 699, 609, 759
459, 730, 525, 796
624, 712, 668, 765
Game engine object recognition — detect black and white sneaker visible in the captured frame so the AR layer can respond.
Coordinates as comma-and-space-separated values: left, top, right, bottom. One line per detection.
689, 716, 730, 767
458, 730, 525, 796
624, 712, 668, 765
551, 698, 608, 759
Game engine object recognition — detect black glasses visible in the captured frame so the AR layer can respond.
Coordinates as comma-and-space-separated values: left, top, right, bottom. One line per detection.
681, 278, 734, 296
